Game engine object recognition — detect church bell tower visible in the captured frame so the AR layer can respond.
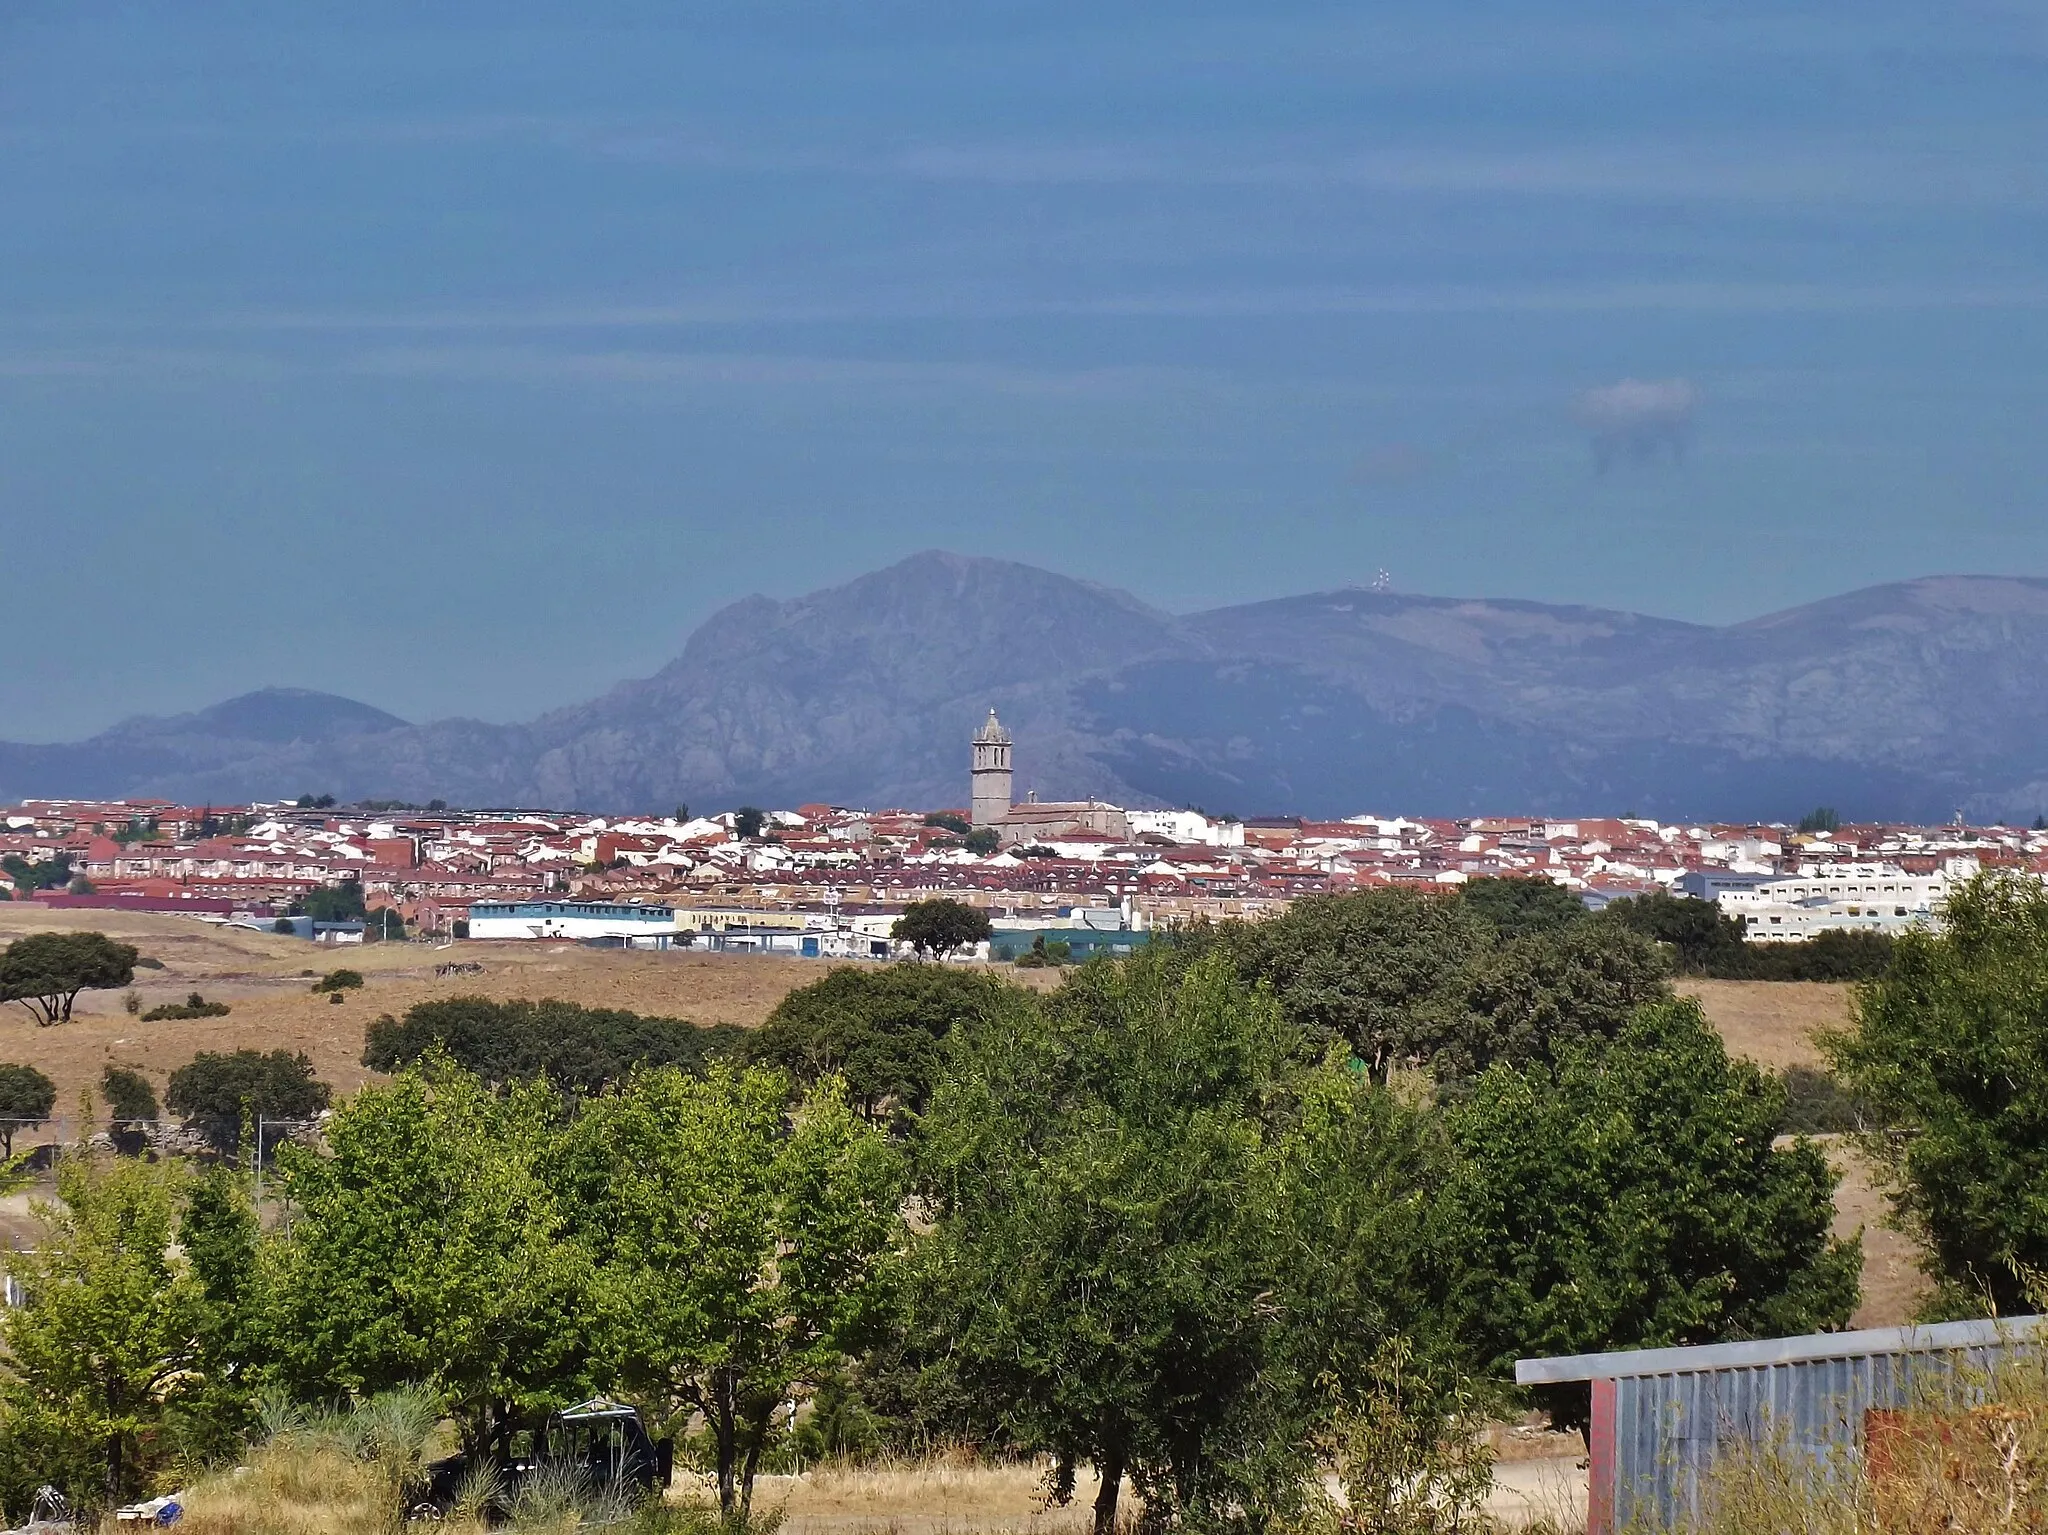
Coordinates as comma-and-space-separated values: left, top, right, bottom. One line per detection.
971, 708, 1014, 827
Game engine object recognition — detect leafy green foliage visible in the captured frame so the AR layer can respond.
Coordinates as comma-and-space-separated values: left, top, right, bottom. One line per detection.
363, 996, 744, 1093
271, 1063, 590, 1451
166, 1050, 332, 1150
1459, 875, 1590, 939
1599, 889, 1750, 972
142, 991, 232, 1020
312, 968, 364, 993
915, 949, 1460, 1534
1826, 871, 2048, 1315
890, 898, 992, 960
364, 907, 407, 942
0, 1158, 205, 1510
732, 806, 767, 841
558, 1065, 902, 1514
1600, 891, 1893, 980
1185, 888, 1667, 1083
1445, 998, 1859, 1423
0, 931, 139, 1025
921, 812, 971, 836
0, 1062, 56, 1155
962, 827, 1000, 856
99, 1066, 159, 1125
744, 964, 1014, 1123
2, 851, 73, 895
1799, 806, 1842, 834
297, 882, 366, 924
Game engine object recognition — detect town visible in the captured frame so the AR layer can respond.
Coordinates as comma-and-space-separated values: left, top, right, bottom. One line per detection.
0, 709, 2023, 956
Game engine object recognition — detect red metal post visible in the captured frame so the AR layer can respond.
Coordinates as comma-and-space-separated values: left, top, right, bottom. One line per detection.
1587, 1377, 1617, 1535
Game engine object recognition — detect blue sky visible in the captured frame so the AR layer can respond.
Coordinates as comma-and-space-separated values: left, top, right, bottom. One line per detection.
3, 1, 2044, 738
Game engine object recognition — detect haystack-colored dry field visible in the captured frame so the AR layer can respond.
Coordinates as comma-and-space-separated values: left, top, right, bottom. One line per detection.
1677, 977, 1853, 1069
0, 904, 827, 1114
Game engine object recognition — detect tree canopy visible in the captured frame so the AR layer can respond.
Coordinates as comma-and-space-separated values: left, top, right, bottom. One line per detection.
1458, 875, 1591, 939
1182, 888, 1667, 1083
915, 949, 1460, 1534
1446, 997, 1859, 1422
1826, 871, 2048, 1315
166, 1050, 332, 1150
363, 996, 744, 1094
0, 931, 139, 1025
0, 1062, 57, 1156
744, 963, 1016, 1123
558, 1064, 901, 1515
891, 898, 993, 961
99, 1066, 159, 1126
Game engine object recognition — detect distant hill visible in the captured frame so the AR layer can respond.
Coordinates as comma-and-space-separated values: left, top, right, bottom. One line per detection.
5, 556, 2048, 822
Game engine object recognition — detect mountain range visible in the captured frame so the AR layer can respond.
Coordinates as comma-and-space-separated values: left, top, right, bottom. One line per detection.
7, 552, 2048, 822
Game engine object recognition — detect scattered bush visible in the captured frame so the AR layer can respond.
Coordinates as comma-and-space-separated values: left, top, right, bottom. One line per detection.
143, 992, 232, 1021
312, 968, 364, 994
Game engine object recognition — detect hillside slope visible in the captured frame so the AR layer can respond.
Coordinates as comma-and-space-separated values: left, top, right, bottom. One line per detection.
4, 560, 2046, 820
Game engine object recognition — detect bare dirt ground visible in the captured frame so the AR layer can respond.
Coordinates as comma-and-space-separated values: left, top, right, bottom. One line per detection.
1677, 977, 1853, 1069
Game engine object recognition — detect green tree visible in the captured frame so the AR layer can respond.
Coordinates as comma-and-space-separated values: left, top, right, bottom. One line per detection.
364, 996, 742, 1094
2, 852, 73, 895
962, 827, 1001, 856
891, 898, 993, 961
1446, 998, 1859, 1420
732, 806, 768, 841
1447, 920, 1668, 1081
0, 1063, 56, 1156
922, 812, 972, 837
271, 1063, 592, 1454
364, 906, 407, 942
1825, 871, 2048, 1315
1599, 889, 1749, 973
1798, 806, 1842, 834
1190, 888, 1667, 1084
297, 882, 367, 924
0, 1158, 204, 1509
0, 931, 139, 1025
744, 964, 1014, 1124
170, 1165, 267, 1464
916, 950, 1456, 1534
166, 1050, 332, 1152
1458, 875, 1589, 939
558, 1065, 902, 1516
99, 1066, 159, 1125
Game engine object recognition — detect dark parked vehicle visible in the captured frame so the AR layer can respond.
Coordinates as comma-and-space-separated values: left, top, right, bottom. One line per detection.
409, 1399, 673, 1520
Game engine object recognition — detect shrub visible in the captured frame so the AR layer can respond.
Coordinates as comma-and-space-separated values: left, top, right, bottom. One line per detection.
312, 968, 364, 994
143, 992, 232, 1021
100, 1066, 159, 1125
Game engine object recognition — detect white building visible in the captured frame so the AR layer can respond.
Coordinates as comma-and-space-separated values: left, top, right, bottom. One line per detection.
1715, 862, 1955, 943
467, 900, 679, 947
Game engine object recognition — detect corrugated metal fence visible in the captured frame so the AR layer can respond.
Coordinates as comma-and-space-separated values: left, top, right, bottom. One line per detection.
1518, 1315, 2047, 1532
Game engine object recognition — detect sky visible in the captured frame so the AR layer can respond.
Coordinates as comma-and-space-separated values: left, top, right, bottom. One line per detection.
2, 0, 2045, 739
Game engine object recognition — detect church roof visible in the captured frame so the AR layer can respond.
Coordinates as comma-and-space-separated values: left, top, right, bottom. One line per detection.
974, 708, 1012, 745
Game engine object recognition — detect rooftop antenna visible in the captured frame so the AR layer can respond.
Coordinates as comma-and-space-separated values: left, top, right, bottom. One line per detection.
1370, 569, 1393, 593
